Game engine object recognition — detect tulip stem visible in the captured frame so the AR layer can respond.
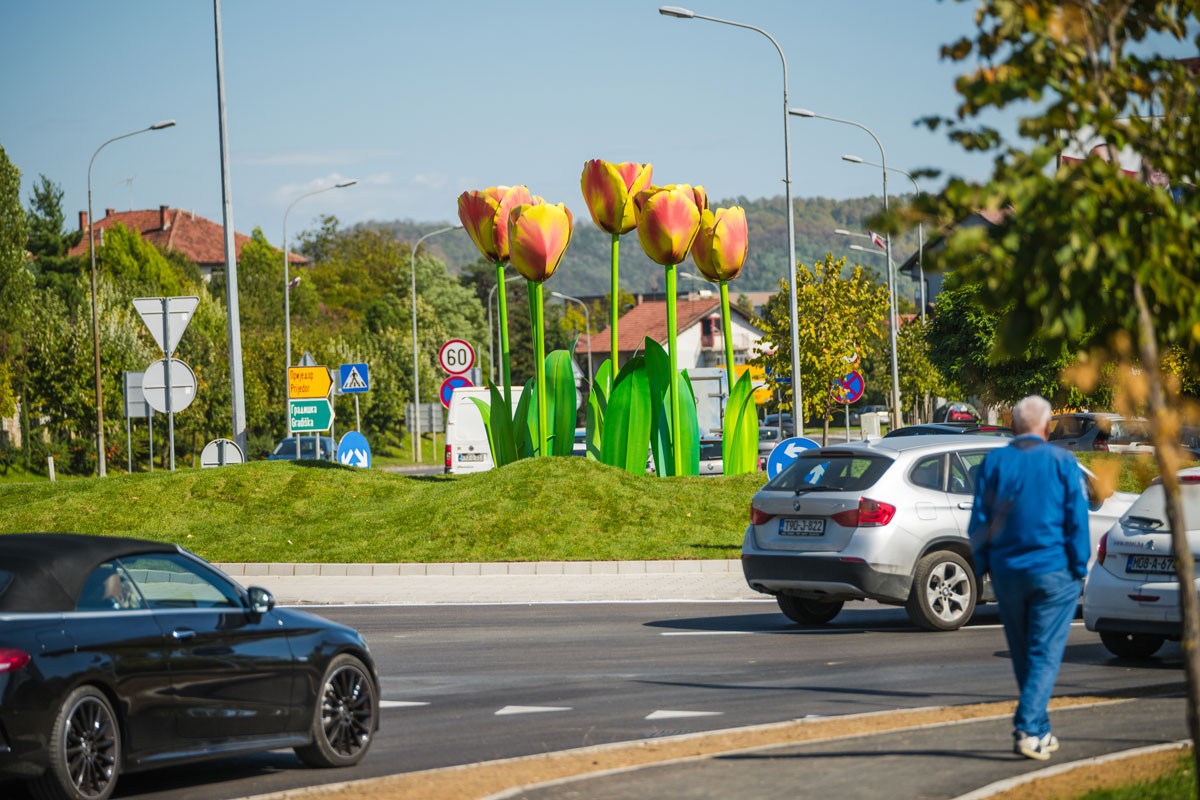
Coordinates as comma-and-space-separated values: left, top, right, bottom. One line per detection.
665, 264, 681, 476
529, 280, 548, 457
719, 281, 736, 379
496, 262, 512, 410
609, 232, 619, 392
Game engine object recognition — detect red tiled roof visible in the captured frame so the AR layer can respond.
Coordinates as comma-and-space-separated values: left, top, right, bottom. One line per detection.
68, 206, 308, 267
581, 297, 737, 355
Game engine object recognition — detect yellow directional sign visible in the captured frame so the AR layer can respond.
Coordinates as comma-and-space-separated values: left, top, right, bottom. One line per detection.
730, 364, 772, 404
288, 366, 332, 399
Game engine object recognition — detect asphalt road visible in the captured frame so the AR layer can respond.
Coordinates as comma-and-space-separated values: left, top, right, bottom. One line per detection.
4, 601, 1186, 800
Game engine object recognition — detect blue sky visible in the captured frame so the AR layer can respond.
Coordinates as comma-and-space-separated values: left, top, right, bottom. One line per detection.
1, 1, 1191, 247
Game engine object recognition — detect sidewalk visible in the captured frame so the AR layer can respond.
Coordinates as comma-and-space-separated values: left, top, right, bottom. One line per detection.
215, 559, 764, 604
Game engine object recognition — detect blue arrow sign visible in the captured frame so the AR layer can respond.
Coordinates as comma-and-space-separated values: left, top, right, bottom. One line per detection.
766, 436, 820, 479
339, 363, 369, 394
337, 431, 371, 469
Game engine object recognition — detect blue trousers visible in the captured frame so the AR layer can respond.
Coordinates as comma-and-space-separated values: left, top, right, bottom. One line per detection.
990, 568, 1081, 737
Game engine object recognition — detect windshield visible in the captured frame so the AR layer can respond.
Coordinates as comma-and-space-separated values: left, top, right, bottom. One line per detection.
764, 451, 892, 493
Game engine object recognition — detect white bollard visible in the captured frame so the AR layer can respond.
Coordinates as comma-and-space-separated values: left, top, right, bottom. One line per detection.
47, 456, 56, 482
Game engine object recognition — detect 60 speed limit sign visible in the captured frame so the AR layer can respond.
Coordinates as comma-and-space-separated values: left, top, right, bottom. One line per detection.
438, 339, 476, 375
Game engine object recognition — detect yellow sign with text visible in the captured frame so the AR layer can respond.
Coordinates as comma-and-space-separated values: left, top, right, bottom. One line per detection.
288, 366, 332, 399
723, 364, 772, 404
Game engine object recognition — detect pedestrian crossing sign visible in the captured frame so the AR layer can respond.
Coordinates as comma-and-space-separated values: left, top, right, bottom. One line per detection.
339, 363, 370, 394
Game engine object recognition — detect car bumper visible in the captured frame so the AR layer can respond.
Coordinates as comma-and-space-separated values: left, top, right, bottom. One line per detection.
740, 553, 911, 604
1082, 564, 1186, 637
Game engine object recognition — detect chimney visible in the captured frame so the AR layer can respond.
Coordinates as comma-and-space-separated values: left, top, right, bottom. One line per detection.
104, 208, 115, 219
159, 205, 170, 230
78, 211, 88, 232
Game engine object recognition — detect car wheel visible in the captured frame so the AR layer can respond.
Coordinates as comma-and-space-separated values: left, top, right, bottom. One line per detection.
28, 685, 121, 800
295, 653, 378, 768
905, 551, 976, 631
777, 595, 844, 625
1099, 631, 1166, 659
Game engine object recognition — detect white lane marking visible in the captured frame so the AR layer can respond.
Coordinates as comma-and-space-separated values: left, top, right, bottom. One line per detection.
495, 705, 572, 716
646, 710, 724, 720
968, 622, 1086, 631
660, 631, 754, 636
379, 700, 430, 708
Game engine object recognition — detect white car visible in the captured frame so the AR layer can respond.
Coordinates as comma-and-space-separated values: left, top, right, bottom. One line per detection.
1083, 467, 1200, 658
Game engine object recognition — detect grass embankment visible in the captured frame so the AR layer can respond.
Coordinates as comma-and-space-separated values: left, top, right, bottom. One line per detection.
0, 458, 764, 564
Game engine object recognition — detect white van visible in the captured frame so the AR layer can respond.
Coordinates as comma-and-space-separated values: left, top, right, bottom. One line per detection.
443, 387, 523, 474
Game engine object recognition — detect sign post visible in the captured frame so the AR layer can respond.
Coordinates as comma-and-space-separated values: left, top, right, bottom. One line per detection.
133, 296, 199, 471
832, 370, 865, 442
339, 363, 369, 431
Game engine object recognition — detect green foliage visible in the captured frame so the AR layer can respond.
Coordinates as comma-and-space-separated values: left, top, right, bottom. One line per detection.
645, 338, 699, 477
601, 355, 652, 475
544, 349, 577, 457
25, 174, 77, 258
585, 358, 612, 461
723, 371, 759, 475
97, 223, 184, 299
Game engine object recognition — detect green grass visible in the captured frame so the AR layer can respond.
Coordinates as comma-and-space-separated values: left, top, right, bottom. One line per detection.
1077, 752, 1196, 799
0, 458, 765, 564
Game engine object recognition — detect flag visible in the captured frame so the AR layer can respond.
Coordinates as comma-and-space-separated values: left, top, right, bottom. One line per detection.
869, 230, 886, 249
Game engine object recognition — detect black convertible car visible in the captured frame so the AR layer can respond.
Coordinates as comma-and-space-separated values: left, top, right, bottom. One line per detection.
0, 534, 379, 800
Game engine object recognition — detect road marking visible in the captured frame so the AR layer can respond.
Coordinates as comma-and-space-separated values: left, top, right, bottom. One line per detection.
645, 710, 723, 720
660, 630, 755, 636
495, 705, 572, 716
379, 700, 430, 708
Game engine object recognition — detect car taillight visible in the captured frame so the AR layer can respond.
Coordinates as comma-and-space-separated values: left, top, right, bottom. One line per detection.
750, 505, 774, 525
1097, 532, 1108, 566
831, 498, 897, 528
444, 445, 452, 471
0, 648, 30, 673
1181, 475, 1200, 484
1095, 439, 1109, 452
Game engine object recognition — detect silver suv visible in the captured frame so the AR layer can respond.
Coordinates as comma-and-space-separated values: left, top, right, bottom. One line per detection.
741, 436, 1134, 631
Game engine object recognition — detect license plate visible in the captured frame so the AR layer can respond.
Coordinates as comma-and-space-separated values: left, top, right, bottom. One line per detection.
458, 453, 485, 463
780, 518, 825, 536
1126, 554, 1176, 574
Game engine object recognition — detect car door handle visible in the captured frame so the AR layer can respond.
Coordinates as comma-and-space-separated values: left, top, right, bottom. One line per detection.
172, 628, 197, 641
957, 502, 973, 510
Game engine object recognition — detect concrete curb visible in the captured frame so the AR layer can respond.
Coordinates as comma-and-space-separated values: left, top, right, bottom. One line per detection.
214, 559, 743, 578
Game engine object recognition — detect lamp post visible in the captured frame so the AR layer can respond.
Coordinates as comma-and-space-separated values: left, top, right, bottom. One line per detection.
791, 108, 902, 428
551, 291, 593, 387
87, 119, 176, 477
281, 180, 356, 459
410, 225, 461, 463
660, 6, 803, 437
488, 275, 523, 383
843, 155, 925, 324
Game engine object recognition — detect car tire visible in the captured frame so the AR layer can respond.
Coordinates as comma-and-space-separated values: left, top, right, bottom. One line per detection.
28, 685, 121, 800
777, 595, 844, 625
905, 551, 976, 631
1099, 631, 1166, 659
295, 653, 378, 768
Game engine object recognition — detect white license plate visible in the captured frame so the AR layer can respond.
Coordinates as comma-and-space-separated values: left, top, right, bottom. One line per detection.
1126, 554, 1176, 574
458, 453, 485, 463
780, 518, 825, 536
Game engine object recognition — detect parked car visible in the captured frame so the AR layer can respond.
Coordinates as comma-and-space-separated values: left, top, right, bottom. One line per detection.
0, 533, 379, 800
1047, 412, 1152, 453
884, 423, 1014, 438
1083, 467, 1200, 658
758, 427, 784, 470
699, 439, 723, 476
267, 436, 335, 461
762, 413, 794, 436
741, 436, 1135, 631
932, 402, 980, 423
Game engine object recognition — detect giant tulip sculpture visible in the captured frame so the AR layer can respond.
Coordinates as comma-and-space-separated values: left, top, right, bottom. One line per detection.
509, 200, 574, 457
634, 184, 705, 476
458, 185, 532, 408
691, 205, 756, 474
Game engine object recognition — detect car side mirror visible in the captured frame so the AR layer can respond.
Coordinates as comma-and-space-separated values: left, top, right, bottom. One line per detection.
247, 586, 276, 615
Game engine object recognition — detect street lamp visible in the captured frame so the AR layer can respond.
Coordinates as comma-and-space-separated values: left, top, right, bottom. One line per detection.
410, 224, 461, 463
87, 119, 176, 477
791, 108, 902, 427
659, 6, 803, 437
551, 291, 593, 388
843, 154, 926, 324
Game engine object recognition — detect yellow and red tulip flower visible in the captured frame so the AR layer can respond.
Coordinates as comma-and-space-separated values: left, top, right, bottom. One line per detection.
508, 202, 573, 283
456, 185, 532, 263
633, 184, 705, 266
580, 160, 653, 235
691, 206, 748, 283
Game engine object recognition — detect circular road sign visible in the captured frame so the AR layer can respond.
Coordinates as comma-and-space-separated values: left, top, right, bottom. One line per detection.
438, 339, 476, 375
439, 374, 474, 408
766, 436, 820, 479
337, 431, 372, 469
832, 370, 865, 405
142, 358, 197, 414
199, 438, 244, 468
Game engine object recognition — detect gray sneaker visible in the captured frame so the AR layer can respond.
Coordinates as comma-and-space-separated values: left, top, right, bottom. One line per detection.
1014, 731, 1059, 760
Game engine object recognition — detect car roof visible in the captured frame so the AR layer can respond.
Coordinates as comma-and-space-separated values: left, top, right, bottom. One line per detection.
0, 533, 179, 613
825, 435, 1011, 457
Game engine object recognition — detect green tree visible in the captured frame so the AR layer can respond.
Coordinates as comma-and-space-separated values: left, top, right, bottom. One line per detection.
26, 174, 78, 258
918, 0, 1200, 774
896, 318, 951, 424
0, 146, 33, 422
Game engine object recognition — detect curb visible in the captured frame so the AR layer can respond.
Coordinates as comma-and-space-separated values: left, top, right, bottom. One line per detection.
214, 559, 743, 578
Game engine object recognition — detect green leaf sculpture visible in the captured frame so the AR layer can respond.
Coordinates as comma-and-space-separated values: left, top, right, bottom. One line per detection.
601, 355, 652, 475
585, 358, 614, 461
723, 370, 759, 475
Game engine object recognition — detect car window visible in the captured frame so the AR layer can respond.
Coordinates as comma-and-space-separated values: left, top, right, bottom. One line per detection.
948, 451, 989, 495
699, 442, 722, 461
76, 560, 145, 611
908, 455, 943, 490
1110, 420, 1149, 444
118, 553, 241, 610
1049, 417, 1088, 440
764, 452, 891, 493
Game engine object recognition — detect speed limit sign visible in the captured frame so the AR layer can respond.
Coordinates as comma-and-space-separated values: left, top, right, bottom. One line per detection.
438, 339, 476, 375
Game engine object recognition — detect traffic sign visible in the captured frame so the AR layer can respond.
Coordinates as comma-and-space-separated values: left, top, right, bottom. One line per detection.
289, 398, 334, 432
832, 370, 865, 405
439, 375, 473, 408
339, 363, 369, 394
123, 371, 149, 419
142, 358, 197, 414
133, 296, 199, 356
439, 339, 476, 375
337, 431, 371, 469
766, 436, 820, 479
200, 438, 244, 468
288, 366, 332, 399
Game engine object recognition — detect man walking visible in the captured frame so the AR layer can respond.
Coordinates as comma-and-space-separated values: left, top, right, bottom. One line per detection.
968, 395, 1090, 761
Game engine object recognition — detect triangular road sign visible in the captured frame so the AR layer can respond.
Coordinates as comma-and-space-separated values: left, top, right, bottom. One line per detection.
299, 351, 318, 367
133, 296, 200, 356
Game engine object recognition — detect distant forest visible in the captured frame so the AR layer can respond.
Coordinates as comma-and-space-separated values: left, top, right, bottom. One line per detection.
359, 194, 926, 305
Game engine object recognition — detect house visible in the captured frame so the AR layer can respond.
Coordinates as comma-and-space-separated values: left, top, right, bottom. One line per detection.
68, 205, 307, 281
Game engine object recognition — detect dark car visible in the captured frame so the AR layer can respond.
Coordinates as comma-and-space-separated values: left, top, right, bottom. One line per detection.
267, 436, 336, 461
884, 423, 1014, 439
1047, 412, 1153, 452
0, 534, 379, 800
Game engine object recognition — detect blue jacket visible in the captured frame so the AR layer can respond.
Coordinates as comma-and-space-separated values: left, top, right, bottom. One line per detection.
967, 435, 1091, 579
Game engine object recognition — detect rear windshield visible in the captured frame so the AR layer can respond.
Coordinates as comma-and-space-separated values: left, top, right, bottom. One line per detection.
764, 451, 892, 493
1123, 481, 1200, 530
